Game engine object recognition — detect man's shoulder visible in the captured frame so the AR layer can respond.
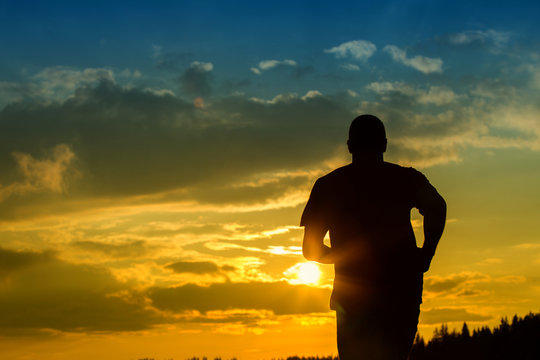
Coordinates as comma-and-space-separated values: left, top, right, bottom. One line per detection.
383, 162, 424, 176
316, 164, 352, 184
317, 162, 424, 179
382, 162, 432, 191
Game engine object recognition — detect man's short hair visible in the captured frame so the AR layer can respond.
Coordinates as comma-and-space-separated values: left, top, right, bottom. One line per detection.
348, 114, 387, 153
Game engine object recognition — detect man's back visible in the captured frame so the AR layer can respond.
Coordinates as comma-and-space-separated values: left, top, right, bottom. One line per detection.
301, 161, 430, 312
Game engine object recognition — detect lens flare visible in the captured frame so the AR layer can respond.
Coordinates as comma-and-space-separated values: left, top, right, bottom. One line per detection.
284, 262, 321, 285
194, 97, 204, 109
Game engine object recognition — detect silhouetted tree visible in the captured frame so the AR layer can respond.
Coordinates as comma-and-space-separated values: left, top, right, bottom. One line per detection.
461, 322, 470, 339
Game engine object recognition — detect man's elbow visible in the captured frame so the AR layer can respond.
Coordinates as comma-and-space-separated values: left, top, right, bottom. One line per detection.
426, 194, 447, 218
439, 195, 447, 217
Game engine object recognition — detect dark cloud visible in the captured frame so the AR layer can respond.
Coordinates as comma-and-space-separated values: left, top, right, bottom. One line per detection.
165, 261, 237, 275
3, 73, 527, 220
184, 311, 269, 326
424, 273, 486, 293
420, 307, 492, 324
220, 265, 237, 272
148, 281, 330, 314
179, 62, 213, 97
165, 261, 220, 274
424, 277, 465, 293
0, 247, 162, 333
0, 247, 54, 277
72, 240, 154, 258
0, 80, 352, 219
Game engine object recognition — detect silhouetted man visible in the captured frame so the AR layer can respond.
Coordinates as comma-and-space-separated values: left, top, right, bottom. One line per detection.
301, 115, 446, 359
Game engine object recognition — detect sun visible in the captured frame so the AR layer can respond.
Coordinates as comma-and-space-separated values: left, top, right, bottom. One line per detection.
284, 262, 322, 285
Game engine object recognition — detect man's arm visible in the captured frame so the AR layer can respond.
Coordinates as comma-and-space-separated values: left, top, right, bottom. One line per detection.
302, 224, 334, 264
418, 187, 447, 272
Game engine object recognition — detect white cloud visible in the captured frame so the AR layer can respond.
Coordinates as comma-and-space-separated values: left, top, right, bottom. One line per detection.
35, 67, 115, 88
383, 45, 443, 74
301, 90, 323, 100
118, 69, 142, 78
324, 40, 376, 61
249, 93, 297, 104
449, 30, 510, 48
340, 63, 360, 71
0, 66, 123, 108
32, 67, 115, 102
189, 61, 214, 72
417, 86, 457, 105
250, 59, 297, 74
250, 90, 323, 104
366, 81, 457, 105
143, 88, 175, 97
367, 81, 415, 95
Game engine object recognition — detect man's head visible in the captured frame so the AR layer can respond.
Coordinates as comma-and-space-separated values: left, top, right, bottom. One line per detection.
347, 114, 387, 155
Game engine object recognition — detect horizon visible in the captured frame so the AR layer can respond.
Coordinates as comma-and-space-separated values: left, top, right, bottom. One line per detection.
1, 1, 540, 359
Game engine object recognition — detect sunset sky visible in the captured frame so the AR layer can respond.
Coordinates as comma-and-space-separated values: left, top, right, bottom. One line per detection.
1, 1, 540, 359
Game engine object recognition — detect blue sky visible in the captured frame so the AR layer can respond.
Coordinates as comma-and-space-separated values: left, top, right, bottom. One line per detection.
2, 1, 539, 88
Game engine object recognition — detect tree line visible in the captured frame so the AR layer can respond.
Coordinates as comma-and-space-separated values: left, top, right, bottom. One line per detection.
409, 312, 540, 359
148, 312, 539, 360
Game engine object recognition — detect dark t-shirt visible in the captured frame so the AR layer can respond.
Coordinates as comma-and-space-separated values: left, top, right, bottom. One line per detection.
301, 162, 433, 313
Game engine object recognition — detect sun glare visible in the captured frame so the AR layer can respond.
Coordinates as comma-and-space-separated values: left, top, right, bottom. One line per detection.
285, 262, 321, 285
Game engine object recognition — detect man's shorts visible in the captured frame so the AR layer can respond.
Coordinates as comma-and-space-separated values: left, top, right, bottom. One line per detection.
336, 302, 421, 360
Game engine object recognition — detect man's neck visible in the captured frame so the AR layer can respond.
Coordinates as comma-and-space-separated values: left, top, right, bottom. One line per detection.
351, 152, 384, 165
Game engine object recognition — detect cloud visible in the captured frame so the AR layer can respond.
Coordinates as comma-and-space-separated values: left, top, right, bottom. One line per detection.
0, 67, 115, 107
34, 67, 115, 101
72, 240, 154, 258
0, 247, 54, 277
383, 45, 443, 74
249, 90, 323, 105
0, 247, 162, 333
367, 81, 457, 105
424, 272, 488, 293
515, 243, 540, 249
118, 68, 142, 79
179, 61, 214, 96
340, 63, 360, 71
258, 59, 296, 70
420, 307, 492, 324
0, 144, 76, 201
1, 71, 539, 220
148, 280, 330, 314
0, 81, 38, 108
0, 80, 354, 220
324, 40, 376, 61
165, 261, 221, 274
449, 30, 510, 48
250, 59, 297, 75
190, 61, 213, 72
